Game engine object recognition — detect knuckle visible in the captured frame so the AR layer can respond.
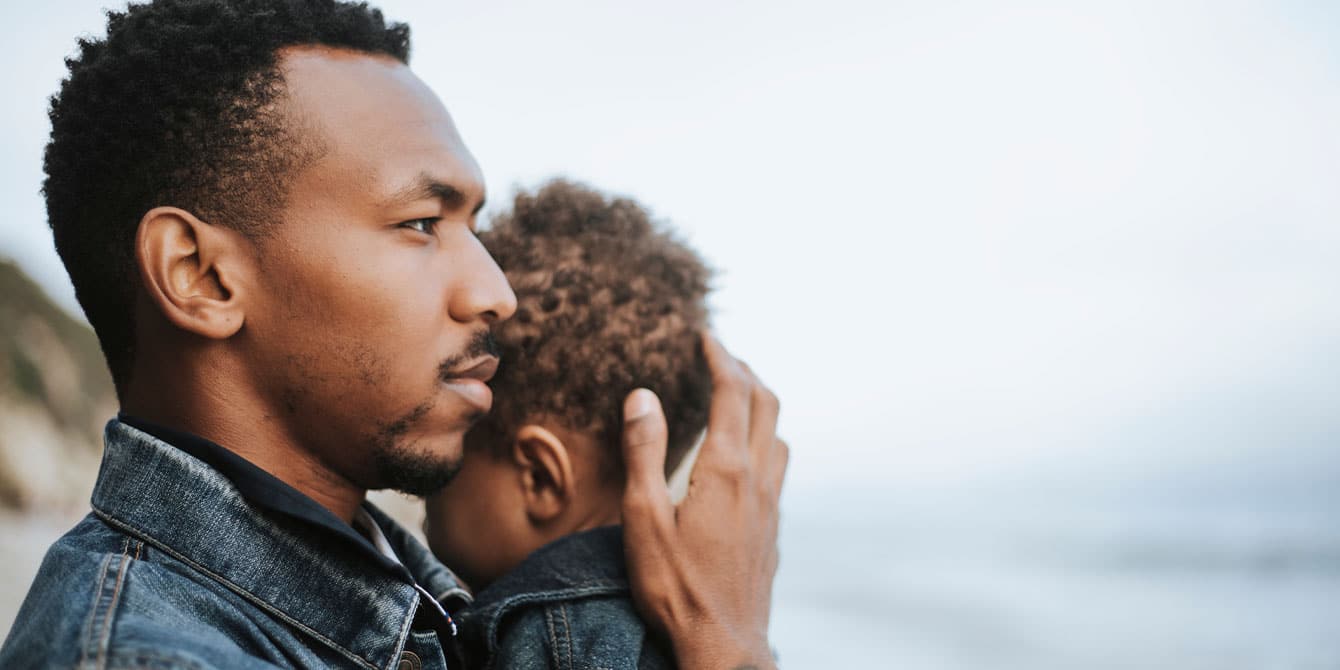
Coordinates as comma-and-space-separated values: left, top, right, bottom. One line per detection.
704, 451, 750, 483
730, 388, 752, 412
623, 490, 654, 517
720, 451, 752, 479
738, 360, 760, 385
754, 477, 780, 504
734, 361, 754, 387
761, 387, 780, 415
725, 372, 752, 402
711, 370, 739, 396
714, 357, 749, 389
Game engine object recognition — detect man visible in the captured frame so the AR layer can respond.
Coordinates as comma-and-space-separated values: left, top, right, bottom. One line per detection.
0, 2, 786, 669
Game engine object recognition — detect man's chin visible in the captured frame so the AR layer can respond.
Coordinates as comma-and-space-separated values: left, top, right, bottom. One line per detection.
369, 435, 465, 497
366, 398, 474, 495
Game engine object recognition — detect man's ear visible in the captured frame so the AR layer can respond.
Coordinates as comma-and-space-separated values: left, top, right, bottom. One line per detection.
136, 206, 250, 339
512, 424, 576, 525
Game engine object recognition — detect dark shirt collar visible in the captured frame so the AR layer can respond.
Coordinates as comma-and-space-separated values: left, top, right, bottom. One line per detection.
95, 417, 470, 666
116, 413, 410, 578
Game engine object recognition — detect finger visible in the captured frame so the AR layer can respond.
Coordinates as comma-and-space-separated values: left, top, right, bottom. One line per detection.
620, 388, 674, 523
699, 332, 751, 456
744, 367, 780, 467
765, 437, 790, 498
767, 541, 781, 581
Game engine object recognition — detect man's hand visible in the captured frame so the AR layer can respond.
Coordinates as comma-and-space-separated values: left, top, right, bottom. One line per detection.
621, 333, 788, 670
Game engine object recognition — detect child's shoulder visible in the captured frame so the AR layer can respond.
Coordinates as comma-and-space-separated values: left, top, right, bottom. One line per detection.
456, 526, 674, 670
492, 592, 672, 670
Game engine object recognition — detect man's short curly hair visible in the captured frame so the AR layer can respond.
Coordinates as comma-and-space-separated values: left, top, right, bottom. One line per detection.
477, 180, 714, 478
44, 0, 409, 389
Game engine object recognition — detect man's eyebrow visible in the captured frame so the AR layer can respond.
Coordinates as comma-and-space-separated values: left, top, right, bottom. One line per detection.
383, 173, 484, 214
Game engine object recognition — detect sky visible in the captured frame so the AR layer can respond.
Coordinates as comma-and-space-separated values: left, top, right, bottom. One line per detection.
2, 0, 1337, 496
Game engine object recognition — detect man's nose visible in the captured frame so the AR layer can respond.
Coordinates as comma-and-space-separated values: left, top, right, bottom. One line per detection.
448, 232, 517, 324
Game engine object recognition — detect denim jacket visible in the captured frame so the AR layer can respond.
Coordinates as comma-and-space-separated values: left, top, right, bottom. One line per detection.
0, 420, 470, 670
457, 526, 673, 670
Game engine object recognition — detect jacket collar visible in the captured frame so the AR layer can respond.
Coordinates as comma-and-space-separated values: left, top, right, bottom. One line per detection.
91, 419, 469, 670
459, 525, 629, 662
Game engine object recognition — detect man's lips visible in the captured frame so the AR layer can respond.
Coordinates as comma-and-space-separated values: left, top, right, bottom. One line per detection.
440, 356, 499, 413
442, 356, 500, 383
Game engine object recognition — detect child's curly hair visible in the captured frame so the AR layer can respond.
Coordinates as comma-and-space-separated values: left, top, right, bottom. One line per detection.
476, 179, 713, 478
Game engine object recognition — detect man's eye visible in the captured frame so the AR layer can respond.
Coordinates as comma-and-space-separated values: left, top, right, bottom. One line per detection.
401, 218, 440, 235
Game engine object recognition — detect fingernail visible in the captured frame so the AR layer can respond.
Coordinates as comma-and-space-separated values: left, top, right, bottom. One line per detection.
626, 388, 655, 418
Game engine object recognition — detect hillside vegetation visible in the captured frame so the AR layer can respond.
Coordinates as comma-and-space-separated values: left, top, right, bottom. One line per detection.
0, 259, 113, 511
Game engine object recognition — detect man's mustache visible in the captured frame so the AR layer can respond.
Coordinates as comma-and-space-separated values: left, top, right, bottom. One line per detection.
437, 330, 500, 381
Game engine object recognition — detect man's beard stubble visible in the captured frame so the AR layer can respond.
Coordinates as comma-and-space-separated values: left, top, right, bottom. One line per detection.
369, 330, 499, 496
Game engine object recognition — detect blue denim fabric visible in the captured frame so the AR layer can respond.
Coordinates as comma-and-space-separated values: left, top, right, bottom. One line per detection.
457, 526, 673, 670
0, 420, 470, 670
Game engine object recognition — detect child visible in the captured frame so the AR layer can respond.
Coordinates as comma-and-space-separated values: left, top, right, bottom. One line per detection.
425, 179, 713, 670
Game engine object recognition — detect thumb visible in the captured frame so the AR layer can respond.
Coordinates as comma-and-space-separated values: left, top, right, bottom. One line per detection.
621, 388, 673, 515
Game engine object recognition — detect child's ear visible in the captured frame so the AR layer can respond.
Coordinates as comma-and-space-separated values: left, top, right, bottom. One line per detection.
511, 425, 575, 525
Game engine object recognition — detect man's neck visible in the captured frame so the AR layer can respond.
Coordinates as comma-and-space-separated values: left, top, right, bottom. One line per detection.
121, 363, 367, 523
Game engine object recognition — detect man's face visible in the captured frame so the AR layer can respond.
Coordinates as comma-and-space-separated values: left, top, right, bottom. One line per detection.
242, 47, 516, 494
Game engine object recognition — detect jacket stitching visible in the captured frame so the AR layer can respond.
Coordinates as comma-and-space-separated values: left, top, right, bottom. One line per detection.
79, 538, 132, 670
92, 508, 384, 670
78, 552, 116, 668
97, 549, 132, 670
559, 602, 575, 670
481, 582, 629, 654
101, 650, 208, 670
383, 596, 417, 670
543, 606, 562, 670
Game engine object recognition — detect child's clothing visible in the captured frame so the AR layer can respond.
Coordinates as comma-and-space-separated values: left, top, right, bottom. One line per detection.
455, 526, 674, 669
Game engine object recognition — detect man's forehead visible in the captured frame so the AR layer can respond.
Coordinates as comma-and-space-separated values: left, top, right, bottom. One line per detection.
278, 46, 483, 205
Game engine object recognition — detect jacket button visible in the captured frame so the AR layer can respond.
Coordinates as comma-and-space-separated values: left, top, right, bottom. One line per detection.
398, 651, 422, 670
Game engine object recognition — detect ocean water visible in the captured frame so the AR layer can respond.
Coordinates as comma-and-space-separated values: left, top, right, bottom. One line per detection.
769, 484, 1340, 669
